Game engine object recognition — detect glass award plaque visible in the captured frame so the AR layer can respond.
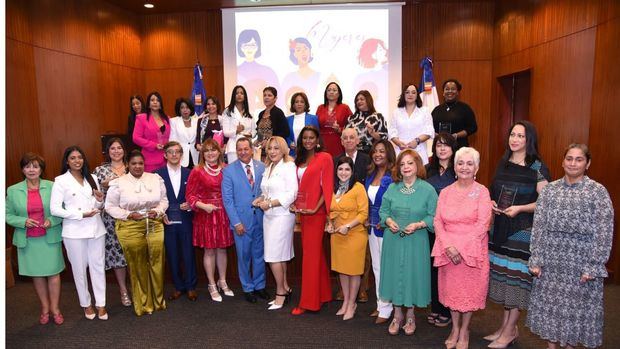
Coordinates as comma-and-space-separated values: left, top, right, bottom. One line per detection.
295, 191, 308, 210
438, 122, 452, 134
497, 185, 517, 211
369, 206, 380, 226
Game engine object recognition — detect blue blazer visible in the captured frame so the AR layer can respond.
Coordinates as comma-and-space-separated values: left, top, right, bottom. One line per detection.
222, 159, 265, 231
365, 171, 393, 237
286, 113, 320, 155
154, 165, 193, 229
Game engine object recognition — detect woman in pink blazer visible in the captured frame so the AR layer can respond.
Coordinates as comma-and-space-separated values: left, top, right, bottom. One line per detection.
133, 91, 171, 172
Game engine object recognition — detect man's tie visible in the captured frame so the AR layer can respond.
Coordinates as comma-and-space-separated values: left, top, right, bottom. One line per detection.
246, 164, 254, 187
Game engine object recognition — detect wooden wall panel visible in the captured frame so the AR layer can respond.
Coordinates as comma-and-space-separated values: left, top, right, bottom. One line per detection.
98, 2, 143, 68
29, 0, 102, 60
6, 40, 42, 186
588, 17, 620, 281
530, 0, 599, 46
6, 0, 33, 43
493, 0, 533, 58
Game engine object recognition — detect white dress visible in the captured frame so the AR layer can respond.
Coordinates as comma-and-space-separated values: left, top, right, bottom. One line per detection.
260, 161, 298, 262
388, 106, 435, 164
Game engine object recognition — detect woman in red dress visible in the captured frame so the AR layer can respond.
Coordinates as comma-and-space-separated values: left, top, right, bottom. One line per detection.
316, 82, 352, 157
290, 126, 334, 314
186, 139, 235, 302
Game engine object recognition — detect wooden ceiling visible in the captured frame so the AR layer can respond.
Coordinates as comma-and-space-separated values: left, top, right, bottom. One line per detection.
104, 0, 408, 14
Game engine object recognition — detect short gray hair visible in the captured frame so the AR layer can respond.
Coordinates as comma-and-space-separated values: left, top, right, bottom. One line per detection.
454, 147, 480, 167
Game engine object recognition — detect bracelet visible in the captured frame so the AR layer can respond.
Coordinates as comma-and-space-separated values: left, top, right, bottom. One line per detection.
268, 200, 273, 209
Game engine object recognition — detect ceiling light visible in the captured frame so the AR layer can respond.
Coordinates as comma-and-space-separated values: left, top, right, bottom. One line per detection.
144, 3, 154, 8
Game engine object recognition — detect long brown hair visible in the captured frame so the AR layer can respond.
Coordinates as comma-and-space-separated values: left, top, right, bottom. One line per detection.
198, 139, 224, 167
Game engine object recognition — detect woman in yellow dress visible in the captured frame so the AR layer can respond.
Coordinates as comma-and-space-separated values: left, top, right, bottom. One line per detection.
327, 156, 368, 320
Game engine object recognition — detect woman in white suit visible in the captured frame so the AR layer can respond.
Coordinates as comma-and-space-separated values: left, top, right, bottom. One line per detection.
222, 85, 256, 163
252, 136, 298, 310
50, 146, 108, 320
169, 97, 201, 168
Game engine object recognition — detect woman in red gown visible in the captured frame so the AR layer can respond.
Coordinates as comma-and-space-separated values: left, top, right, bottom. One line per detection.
186, 139, 235, 302
290, 126, 334, 314
316, 82, 352, 157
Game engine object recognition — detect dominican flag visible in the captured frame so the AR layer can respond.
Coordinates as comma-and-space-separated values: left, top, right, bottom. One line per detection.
419, 56, 440, 155
190, 63, 207, 115
419, 56, 440, 110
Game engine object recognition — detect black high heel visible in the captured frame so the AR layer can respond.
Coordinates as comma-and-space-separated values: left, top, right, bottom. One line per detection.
285, 288, 293, 303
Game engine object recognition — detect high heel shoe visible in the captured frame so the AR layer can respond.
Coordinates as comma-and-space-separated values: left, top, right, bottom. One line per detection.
217, 280, 234, 297
268, 293, 288, 310
487, 327, 518, 348
484, 325, 517, 342
445, 339, 458, 349
39, 312, 50, 325
120, 292, 132, 307
97, 306, 108, 320
84, 306, 96, 320
388, 318, 403, 335
52, 312, 64, 325
208, 284, 223, 302
343, 303, 357, 321
402, 317, 416, 335
456, 339, 469, 349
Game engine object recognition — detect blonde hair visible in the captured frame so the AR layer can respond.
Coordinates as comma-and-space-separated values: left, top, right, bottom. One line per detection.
198, 139, 224, 167
263, 136, 292, 166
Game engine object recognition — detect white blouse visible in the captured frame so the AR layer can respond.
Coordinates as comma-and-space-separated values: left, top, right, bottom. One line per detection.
388, 106, 435, 164
105, 172, 169, 220
261, 161, 298, 216
292, 113, 306, 144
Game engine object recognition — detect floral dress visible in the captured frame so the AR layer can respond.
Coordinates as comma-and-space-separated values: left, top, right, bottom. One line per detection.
94, 163, 127, 269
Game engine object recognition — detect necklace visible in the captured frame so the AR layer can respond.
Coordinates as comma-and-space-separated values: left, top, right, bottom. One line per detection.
400, 184, 416, 195
446, 101, 456, 111
204, 164, 221, 176
111, 163, 126, 176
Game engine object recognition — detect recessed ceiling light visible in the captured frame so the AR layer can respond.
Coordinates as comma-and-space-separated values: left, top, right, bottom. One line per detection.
144, 3, 154, 8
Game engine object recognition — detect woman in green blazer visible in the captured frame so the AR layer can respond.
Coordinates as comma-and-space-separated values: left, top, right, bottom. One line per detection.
6, 153, 65, 325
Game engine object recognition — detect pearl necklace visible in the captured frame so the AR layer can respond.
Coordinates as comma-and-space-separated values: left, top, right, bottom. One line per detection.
204, 164, 221, 176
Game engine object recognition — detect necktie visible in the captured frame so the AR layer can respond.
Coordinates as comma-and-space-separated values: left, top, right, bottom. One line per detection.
246, 164, 254, 187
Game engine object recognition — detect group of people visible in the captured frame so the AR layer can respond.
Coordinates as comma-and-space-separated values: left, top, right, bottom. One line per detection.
6, 79, 613, 349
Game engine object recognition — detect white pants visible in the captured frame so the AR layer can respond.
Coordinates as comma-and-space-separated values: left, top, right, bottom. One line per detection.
63, 235, 106, 307
369, 231, 393, 318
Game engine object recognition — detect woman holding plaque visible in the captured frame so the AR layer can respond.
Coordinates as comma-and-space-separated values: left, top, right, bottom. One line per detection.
132, 92, 171, 172
6, 153, 65, 325
186, 139, 235, 302
485, 121, 550, 348
316, 82, 352, 157
290, 125, 334, 315
526, 144, 613, 349
51, 146, 108, 320
105, 150, 169, 316
327, 156, 368, 320
432, 147, 492, 349
252, 136, 298, 310
379, 149, 437, 336
365, 139, 396, 324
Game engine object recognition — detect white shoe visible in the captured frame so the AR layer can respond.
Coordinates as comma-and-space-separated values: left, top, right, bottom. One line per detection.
208, 284, 222, 302
217, 280, 235, 297
268, 303, 283, 310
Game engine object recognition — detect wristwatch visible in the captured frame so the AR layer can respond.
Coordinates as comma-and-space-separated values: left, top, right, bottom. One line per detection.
268, 200, 273, 209
415, 137, 421, 145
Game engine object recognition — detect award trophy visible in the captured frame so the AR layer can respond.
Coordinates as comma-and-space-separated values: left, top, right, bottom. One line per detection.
497, 185, 517, 211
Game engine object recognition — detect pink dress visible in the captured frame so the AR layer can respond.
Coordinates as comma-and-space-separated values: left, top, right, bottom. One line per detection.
132, 113, 170, 172
432, 181, 492, 312
26, 189, 46, 238
186, 166, 233, 249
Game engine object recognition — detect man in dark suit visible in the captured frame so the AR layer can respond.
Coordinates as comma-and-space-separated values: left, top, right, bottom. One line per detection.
334, 128, 371, 303
222, 137, 268, 303
155, 141, 197, 301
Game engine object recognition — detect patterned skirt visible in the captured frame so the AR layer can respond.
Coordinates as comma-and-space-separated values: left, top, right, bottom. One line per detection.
526, 231, 604, 348
102, 212, 128, 270
488, 229, 532, 309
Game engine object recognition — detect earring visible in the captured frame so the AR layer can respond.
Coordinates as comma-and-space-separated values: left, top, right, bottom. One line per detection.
474, 175, 476, 180
317, 144, 321, 149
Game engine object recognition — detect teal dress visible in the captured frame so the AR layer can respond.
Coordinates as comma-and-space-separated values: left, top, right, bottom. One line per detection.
6, 179, 65, 276
378, 179, 437, 307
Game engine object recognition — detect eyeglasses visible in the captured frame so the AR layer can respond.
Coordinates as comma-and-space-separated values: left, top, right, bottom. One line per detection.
166, 150, 182, 155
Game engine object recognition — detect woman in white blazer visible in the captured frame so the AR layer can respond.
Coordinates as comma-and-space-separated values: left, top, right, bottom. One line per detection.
50, 146, 108, 320
222, 85, 256, 163
252, 136, 298, 310
169, 97, 201, 168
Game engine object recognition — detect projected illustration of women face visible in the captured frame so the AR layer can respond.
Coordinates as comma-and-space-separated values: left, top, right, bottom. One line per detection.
241, 38, 258, 62
294, 42, 311, 67
372, 43, 388, 65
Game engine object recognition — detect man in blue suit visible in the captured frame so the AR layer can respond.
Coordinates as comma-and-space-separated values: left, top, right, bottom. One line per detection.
155, 141, 197, 301
222, 137, 268, 303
